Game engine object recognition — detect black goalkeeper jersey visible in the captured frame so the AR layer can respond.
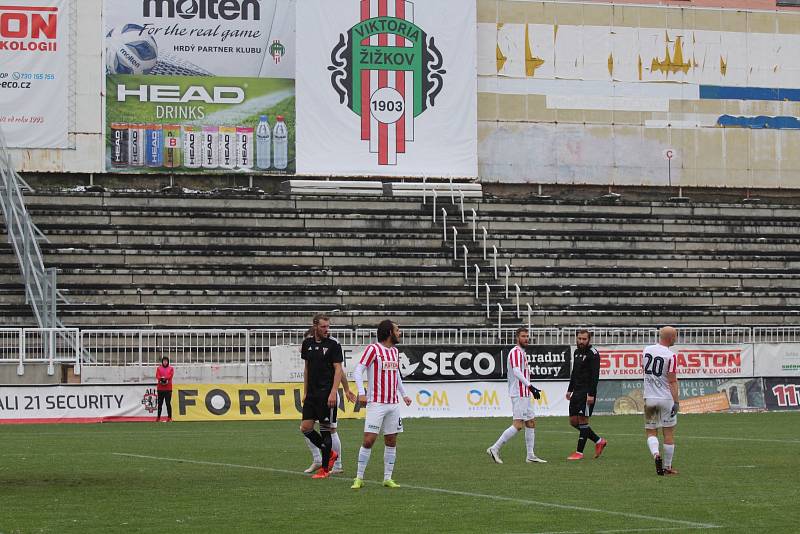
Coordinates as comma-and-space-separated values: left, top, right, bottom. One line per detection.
568, 345, 601, 396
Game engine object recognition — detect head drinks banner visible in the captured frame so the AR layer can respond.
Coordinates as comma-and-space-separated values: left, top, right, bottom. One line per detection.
104, 0, 296, 174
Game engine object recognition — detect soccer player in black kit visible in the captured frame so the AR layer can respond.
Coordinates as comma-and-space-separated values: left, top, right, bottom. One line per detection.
565, 329, 608, 460
300, 313, 346, 479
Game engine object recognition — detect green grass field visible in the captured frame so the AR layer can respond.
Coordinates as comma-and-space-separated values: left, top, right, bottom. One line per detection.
1, 413, 798, 533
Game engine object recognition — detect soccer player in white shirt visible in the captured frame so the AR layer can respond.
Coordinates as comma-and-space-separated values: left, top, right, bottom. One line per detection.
351, 320, 412, 490
486, 327, 547, 464
642, 326, 680, 476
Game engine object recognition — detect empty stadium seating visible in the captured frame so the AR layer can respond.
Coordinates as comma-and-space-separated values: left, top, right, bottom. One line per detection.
2, 190, 799, 328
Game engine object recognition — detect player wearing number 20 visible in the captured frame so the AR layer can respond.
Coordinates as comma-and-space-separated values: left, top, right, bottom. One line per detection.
642, 326, 680, 476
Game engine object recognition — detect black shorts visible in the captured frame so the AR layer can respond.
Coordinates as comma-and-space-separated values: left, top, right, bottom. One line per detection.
569, 392, 595, 417
301, 394, 338, 426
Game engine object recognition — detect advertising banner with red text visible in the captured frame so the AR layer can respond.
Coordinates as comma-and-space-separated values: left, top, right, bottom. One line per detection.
597, 345, 754, 380
0, 0, 69, 147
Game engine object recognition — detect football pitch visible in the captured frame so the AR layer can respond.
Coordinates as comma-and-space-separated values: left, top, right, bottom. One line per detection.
1, 412, 798, 533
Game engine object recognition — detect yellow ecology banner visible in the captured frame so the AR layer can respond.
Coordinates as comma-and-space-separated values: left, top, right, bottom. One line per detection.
174, 384, 365, 422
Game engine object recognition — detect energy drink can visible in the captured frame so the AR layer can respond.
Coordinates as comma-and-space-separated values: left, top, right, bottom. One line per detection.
236, 127, 254, 170
163, 125, 182, 168
128, 124, 145, 167
146, 124, 163, 167
218, 126, 237, 169
202, 126, 219, 169
182, 125, 201, 169
110, 123, 129, 167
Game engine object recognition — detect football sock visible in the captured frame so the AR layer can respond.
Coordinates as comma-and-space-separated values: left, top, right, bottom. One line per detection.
577, 424, 589, 453
331, 431, 342, 468
305, 436, 322, 463
585, 426, 600, 443
384, 446, 397, 480
663, 444, 675, 469
524, 427, 536, 457
320, 430, 332, 468
303, 430, 324, 450
647, 436, 660, 458
492, 426, 518, 451
357, 446, 372, 479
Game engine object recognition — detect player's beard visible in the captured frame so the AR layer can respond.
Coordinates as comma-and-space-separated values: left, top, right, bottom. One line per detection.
390, 333, 400, 345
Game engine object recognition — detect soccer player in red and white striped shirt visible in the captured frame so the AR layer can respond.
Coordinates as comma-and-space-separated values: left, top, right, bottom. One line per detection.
350, 320, 412, 490
486, 327, 547, 464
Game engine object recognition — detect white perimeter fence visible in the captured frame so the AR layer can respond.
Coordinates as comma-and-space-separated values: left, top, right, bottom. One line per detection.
0, 326, 783, 374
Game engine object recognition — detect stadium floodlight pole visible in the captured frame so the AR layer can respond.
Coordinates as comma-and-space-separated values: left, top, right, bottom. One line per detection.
505, 264, 510, 299
453, 227, 458, 259
471, 209, 477, 242
527, 303, 533, 332
474, 264, 480, 299
485, 283, 491, 318
515, 284, 521, 318
463, 245, 469, 279
492, 246, 498, 279
460, 190, 465, 223
432, 189, 437, 223
481, 226, 488, 260
497, 304, 503, 342
442, 209, 447, 242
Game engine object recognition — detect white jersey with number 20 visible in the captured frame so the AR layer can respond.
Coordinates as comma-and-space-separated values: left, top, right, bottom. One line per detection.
642, 344, 677, 400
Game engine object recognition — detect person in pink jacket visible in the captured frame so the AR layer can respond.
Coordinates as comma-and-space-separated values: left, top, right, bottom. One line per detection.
155, 356, 175, 422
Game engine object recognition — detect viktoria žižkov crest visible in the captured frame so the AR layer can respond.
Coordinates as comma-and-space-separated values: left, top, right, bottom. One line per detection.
328, 0, 445, 166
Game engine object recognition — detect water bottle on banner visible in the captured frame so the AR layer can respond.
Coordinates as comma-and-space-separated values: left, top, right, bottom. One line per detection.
256, 115, 271, 170
273, 115, 288, 170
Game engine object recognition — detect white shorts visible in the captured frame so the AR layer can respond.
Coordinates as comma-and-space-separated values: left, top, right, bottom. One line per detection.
511, 396, 536, 422
644, 398, 677, 429
363, 402, 403, 435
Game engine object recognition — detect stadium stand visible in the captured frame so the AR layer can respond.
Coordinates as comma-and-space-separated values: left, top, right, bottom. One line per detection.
2, 190, 800, 328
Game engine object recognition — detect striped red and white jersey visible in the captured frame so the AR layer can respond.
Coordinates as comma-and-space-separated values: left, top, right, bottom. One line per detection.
359, 342, 401, 404
507, 346, 530, 399
358, 0, 415, 166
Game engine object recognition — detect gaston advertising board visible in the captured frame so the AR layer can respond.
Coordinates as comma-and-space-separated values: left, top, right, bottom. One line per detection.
103, 0, 295, 174
0, 0, 69, 148
597, 345, 754, 380
296, 0, 477, 177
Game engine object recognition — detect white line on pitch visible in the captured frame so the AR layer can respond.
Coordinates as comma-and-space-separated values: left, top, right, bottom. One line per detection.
541, 430, 800, 445
113, 452, 719, 530
507, 527, 719, 534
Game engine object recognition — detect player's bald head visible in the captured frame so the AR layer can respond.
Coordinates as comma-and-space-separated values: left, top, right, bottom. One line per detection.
659, 326, 677, 346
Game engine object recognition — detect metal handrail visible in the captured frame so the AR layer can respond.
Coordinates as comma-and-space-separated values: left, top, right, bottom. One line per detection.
0, 130, 88, 374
